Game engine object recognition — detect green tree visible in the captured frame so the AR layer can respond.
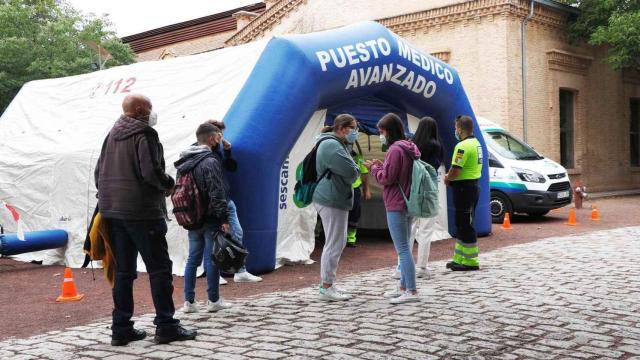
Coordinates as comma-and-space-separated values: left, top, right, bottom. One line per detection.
561, 0, 640, 71
0, 0, 136, 114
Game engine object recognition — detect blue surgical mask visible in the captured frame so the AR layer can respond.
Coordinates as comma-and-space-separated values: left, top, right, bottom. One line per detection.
454, 131, 460, 141
379, 134, 387, 145
346, 129, 358, 143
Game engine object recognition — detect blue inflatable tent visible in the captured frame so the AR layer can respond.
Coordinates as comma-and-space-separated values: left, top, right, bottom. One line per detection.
223, 21, 491, 274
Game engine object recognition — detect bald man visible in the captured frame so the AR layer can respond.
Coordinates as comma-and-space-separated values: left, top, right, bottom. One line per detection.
95, 94, 196, 345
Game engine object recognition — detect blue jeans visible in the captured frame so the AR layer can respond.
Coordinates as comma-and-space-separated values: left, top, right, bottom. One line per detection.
387, 211, 416, 291
184, 223, 220, 303
204, 200, 246, 273
109, 218, 179, 335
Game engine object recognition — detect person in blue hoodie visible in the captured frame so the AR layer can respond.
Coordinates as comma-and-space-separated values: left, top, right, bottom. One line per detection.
174, 123, 233, 314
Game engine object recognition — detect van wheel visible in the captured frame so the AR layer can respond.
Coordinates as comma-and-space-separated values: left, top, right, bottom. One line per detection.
527, 210, 549, 218
490, 192, 513, 224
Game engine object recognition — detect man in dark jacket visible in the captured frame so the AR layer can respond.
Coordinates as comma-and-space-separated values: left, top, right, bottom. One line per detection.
95, 94, 196, 346
174, 123, 233, 313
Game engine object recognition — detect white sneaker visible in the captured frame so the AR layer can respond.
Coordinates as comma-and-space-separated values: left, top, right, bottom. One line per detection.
180, 301, 199, 313
383, 286, 403, 299
234, 271, 263, 283
206, 298, 232, 312
390, 291, 420, 304
318, 285, 350, 302
416, 267, 431, 278
333, 285, 353, 299
219, 276, 227, 285
392, 268, 401, 279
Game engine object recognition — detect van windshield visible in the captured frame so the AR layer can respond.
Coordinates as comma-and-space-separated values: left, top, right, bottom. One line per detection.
484, 131, 543, 160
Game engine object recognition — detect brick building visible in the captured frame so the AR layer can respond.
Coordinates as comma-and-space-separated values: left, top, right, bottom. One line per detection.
122, 0, 640, 192
121, 2, 266, 61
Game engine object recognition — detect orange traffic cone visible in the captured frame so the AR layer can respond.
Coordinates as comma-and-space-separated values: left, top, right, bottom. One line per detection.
591, 204, 601, 221
56, 267, 84, 302
501, 212, 512, 230
565, 208, 578, 226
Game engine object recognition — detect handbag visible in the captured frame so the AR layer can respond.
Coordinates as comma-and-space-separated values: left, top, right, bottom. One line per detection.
211, 230, 248, 274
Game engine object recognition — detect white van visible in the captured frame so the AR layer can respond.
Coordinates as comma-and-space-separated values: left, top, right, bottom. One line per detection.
477, 117, 572, 223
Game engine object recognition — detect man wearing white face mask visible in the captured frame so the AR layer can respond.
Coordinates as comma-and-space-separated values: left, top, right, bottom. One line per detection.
95, 94, 197, 345
148, 110, 158, 127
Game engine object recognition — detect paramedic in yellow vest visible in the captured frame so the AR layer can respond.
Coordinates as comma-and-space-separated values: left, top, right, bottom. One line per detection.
444, 115, 483, 271
347, 141, 371, 247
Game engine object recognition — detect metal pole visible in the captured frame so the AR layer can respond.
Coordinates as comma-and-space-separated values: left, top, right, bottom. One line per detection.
521, 0, 535, 142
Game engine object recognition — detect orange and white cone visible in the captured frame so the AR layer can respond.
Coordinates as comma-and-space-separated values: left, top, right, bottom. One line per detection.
501, 212, 512, 230
56, 268, 84, 302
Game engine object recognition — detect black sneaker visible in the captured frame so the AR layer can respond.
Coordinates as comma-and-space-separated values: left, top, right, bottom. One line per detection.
449, 263, 479, 271
154, 326, 197, 344
111, 328, 147, 346
445, 261, 455, 269
346, 242, 357, 248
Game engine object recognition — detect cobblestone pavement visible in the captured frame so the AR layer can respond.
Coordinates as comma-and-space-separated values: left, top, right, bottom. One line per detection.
2, 226, 639, 360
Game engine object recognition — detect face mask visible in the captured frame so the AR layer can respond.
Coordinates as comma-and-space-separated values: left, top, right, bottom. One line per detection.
212, 134, 221, 147
379, 134, 387, 145
454, 131, 460, 141
346, 129, 358, 144
147, 111, 158, 127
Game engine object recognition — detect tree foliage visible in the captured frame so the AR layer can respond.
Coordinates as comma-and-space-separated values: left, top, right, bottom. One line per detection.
0, 0, 136, 114
561, 0, 640, 71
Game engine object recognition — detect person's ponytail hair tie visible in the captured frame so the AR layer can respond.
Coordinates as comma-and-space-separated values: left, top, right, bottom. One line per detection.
320, 126, 334, 133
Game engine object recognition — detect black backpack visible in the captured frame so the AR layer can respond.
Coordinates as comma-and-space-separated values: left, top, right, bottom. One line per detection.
212, 231, 248, 274
293, 137, 334, 208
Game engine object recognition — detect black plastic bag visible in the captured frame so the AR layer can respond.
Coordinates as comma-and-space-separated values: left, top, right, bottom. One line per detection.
211, 231, 248, 274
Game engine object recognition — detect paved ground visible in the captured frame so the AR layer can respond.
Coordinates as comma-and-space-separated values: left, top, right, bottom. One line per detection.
2, 196, 638, 340
1, 226, 639, 359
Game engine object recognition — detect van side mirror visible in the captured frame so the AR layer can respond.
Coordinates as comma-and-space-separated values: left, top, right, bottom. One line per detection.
488, 153, 503, 168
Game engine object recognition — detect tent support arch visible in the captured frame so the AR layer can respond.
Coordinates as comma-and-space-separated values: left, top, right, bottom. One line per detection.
222, 22, 491, 274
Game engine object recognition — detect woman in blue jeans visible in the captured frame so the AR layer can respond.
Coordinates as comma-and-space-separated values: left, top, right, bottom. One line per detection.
365, 113, 421, 304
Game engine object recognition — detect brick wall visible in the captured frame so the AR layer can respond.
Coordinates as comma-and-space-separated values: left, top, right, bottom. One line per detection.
522, 21, 639, 191
135, 31, 235, 61
401, 16, 511, 131
256, 0, 457, 38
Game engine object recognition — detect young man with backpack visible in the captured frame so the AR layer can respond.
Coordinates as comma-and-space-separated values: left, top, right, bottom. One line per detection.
173, 123, 233, 313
